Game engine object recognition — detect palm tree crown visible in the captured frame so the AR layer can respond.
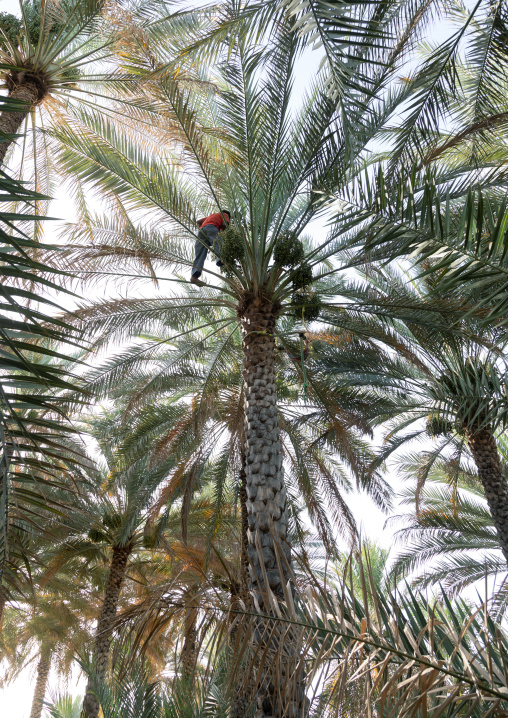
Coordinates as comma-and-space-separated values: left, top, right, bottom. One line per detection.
0, 0, 120, 167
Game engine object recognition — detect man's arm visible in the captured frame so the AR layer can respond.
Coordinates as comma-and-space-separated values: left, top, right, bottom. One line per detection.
197, 218, 205, 227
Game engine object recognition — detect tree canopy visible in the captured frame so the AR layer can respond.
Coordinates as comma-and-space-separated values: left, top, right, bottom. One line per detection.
1, 1, 508, 717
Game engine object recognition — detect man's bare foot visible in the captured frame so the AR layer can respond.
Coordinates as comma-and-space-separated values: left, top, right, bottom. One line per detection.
190, 275, 205, 287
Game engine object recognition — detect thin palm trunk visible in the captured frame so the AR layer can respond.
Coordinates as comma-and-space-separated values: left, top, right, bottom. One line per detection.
0, 79, 42, 165
81, 544, 131, 718
181, 602, 199, 682
29, 647, 52, 718
466, 427, 508, 565
0, 587, 6, 627
241, 296, 307, 718
229, 448, 255, 718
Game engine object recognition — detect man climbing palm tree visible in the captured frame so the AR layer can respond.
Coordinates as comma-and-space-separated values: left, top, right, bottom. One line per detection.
191, 210, 230, 286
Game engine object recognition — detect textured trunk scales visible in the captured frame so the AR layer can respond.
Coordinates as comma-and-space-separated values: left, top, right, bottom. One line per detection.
0, 79, 42, 165
29, 647, 52, 718
467, 427, 508, 566
239, 447, 249, 593
241, 296, 307, 718
81, 545, 131, 718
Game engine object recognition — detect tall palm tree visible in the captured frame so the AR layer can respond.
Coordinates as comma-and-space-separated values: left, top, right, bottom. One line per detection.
0, 0, 120, 167
41, 2, 446, 713
312, 262, 508, 565
52, 4, 391, 562
30, 649, 52, 718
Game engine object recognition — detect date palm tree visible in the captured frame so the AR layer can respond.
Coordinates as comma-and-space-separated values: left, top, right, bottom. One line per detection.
0, 0, 122, 167
312, 262, 508, 567
1, 579, 94, 718
49, 409, 201, 718
0, 113, 85, 611
389, 475, 507, 612
328, 0, 508, 324
41, 1, 449, 713
52, 0, 394, 558
58, 256, 395, 714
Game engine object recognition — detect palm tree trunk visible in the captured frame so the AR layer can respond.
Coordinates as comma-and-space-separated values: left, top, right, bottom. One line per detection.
229, 452, 255, 718
0, 80, 41, 166
240, 296, 307, 718
29, 647, 52, 718
467, 427, 508, 565
239, 446, 249, 594
181, 603, 199, 681
0, 587, 6, 628
81, 544, 131, 718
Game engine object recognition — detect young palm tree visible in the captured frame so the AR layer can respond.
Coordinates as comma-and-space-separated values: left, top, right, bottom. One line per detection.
389, 475, 507, 610
49, 694, 81, 718
1, 580, 94, 718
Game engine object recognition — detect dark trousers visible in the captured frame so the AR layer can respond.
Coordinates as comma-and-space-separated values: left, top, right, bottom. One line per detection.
192, 224, 221, 278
